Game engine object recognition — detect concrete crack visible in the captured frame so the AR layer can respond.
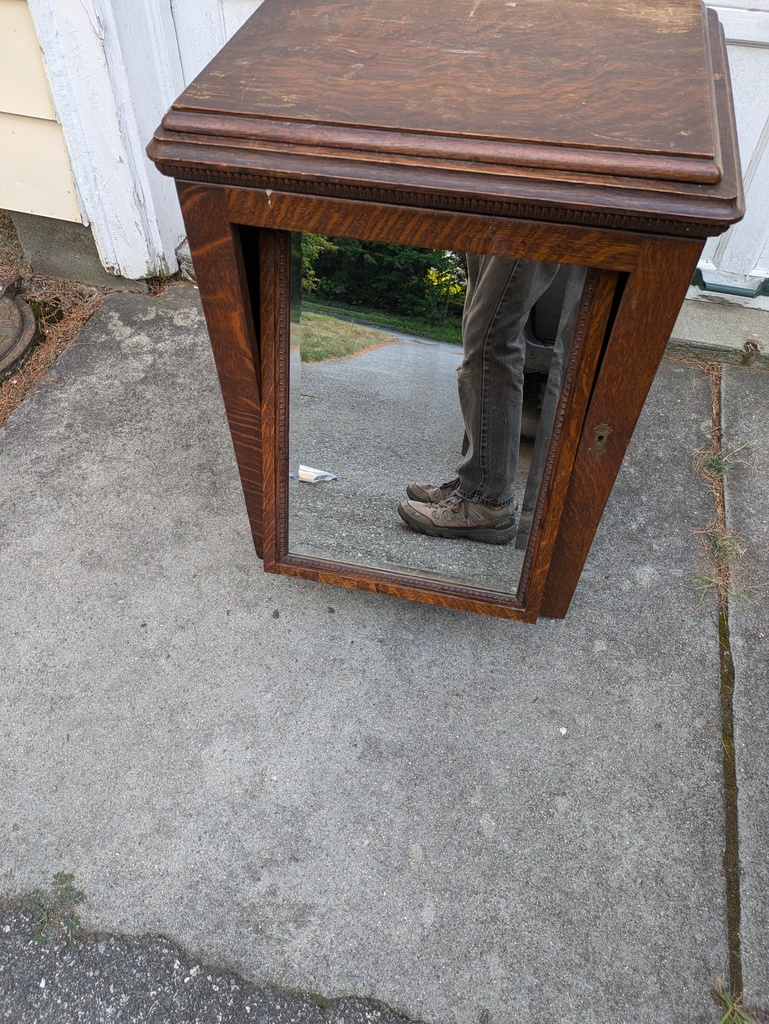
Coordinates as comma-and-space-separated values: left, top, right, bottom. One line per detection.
698, 361, 743, 995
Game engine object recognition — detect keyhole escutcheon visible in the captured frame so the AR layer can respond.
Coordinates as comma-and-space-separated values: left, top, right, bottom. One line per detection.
589, 423, 612, 458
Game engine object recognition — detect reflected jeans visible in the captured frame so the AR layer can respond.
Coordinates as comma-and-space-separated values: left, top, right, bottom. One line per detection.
455, 254, 560, 507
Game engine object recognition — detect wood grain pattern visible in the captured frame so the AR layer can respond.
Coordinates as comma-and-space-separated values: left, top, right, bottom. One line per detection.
177, 182, 264, 557
226, 189, 642, 270
175, 0, 716, 174
156, 2, 744, 620
539, 236, 704, 618
148, 4, 743, 238
267, 554, 537, 623
258, 228, 291, 571
520, 267, 620, 606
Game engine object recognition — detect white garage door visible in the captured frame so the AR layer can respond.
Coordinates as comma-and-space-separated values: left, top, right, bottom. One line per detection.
695, 2, 769, 307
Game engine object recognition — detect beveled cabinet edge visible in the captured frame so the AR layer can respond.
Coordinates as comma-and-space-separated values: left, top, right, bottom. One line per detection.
149, 139, 742, 240
160, 110, 724, 187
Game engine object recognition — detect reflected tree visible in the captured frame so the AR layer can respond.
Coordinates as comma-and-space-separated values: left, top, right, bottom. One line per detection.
301, 235, 466, 322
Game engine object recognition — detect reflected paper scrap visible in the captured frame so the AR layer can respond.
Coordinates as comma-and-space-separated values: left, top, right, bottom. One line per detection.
298, 464, 340, 483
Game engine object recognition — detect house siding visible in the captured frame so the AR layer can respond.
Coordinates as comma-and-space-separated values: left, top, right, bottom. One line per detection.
0, 0, 80, 222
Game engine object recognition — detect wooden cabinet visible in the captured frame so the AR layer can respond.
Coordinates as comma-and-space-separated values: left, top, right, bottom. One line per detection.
149, 0, 743, 621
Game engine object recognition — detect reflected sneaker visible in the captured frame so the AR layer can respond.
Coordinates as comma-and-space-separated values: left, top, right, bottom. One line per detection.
405, 478, 459, 503
397, 493, 516, 544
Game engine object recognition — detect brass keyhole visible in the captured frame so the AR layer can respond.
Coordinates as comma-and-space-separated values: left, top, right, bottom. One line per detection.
589, 423, 612, 457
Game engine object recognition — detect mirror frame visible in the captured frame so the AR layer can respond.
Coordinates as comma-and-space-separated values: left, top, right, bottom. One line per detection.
253, 224, 619, 622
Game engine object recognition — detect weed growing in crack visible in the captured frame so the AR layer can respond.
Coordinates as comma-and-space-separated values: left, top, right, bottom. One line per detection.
691, 529, 755, 606
716, 979, 766, 1023
698, 440, 759, 483
29, 872, 86, 943
690, 362, 762, 609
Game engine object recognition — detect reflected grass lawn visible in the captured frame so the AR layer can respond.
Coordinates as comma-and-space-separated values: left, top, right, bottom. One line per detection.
302, 297, 463, 347
299, 311, 398, 362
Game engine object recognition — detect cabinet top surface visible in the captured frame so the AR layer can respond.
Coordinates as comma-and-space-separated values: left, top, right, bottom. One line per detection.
176, 0, 715, 168
151, 0, 744, 234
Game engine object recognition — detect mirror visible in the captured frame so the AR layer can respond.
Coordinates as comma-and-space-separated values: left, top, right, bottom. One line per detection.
286, 234, 588, 598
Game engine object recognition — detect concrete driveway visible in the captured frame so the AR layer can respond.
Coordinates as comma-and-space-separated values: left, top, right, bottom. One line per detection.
1, 284, 767, 1023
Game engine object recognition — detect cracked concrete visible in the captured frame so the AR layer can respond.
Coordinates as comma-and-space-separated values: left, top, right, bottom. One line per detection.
722, 365, 769, 1014
1, 284, 767, 1023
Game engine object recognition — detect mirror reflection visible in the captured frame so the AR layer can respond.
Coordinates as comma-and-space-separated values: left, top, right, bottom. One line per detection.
288, 234, 586, 596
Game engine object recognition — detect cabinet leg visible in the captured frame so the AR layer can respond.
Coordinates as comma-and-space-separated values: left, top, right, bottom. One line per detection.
177, 182, 264, 558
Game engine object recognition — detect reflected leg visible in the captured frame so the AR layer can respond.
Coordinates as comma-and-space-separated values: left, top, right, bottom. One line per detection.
456, 255, 560, 507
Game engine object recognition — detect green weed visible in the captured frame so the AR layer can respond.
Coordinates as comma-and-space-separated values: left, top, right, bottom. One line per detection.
690, 528, 754, 607
700, 441, 758, 481
716, 981, 764, 1023
29, 871, 86, 942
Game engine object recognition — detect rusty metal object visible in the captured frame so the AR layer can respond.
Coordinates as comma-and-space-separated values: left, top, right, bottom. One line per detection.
0, 277, 37, 377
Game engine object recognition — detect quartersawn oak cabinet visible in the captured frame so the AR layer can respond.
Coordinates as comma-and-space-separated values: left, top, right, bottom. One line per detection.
148, 0, 743, 622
